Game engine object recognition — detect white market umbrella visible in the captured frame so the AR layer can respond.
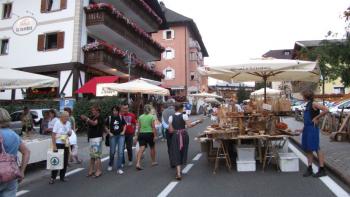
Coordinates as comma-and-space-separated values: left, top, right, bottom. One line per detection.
204, 97, 221, 104
199, 58, 320, 101
189, 92, 223, 99
251, 88, 281, 96
0, 68, 59, 90
96, 79, 169, 96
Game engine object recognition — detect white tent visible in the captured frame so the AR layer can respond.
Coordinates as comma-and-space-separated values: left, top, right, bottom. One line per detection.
198, 58, 320, 101
251, 88, 281, 96
96, 79, 169, 96
189, 92, 223, 99
0, 68, 59, 90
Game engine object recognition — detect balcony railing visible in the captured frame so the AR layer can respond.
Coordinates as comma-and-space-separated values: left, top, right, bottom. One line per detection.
84, 4, 164, 61
83, 42, 164, 81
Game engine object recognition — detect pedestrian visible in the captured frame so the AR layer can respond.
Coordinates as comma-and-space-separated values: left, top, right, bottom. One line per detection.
49, 111, 72, 184
161, 99, 176, 167
135, 104, 158, 170
168, 103, 194, 180
21, 106, 34, 135
45, 109, 58, 134
40, 111, 50, 135
105, 106, 127, 175
121, 104, 137, 167
81, 105, 104, 178
296, 88, 329, 178
0, 108, 30, 196
64, 107, 76, 131
64, 108, 81, 164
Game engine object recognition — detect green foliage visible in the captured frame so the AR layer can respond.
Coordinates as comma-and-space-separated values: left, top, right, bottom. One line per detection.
73, 97, 125, 132
1, 101, 59, 114
237, 86, 250, 103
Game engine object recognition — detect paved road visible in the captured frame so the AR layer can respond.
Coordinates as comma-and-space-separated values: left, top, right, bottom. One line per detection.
17, 117, 350, 197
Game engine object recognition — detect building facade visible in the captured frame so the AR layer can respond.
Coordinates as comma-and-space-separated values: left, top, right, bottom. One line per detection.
0, 0, 166, 100
152, 5, 208, 96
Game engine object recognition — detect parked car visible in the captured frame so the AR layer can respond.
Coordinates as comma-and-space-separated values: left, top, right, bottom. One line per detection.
9, 109, 52, 134
329, 99, 350, 114
291, 101, 306, 112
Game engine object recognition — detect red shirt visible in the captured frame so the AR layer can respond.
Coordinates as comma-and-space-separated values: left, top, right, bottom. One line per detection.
122, 112, 137, 135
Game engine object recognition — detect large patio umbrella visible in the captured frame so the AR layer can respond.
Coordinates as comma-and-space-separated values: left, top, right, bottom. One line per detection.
0, 68, 58, 90
251, 88, 281, 96
199, 58, 320, 101
96, 79, 170, 96
189, 92, 223, 99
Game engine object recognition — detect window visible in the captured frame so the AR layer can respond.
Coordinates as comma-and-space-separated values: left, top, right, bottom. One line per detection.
190, 52, 197, 61
284, 51, 290, 56
2, 3, 12, 19
163, 48, 175, 59
41, 0, 67, 13
190, 72, 195, 81
0, 39, 9, 55
334, 87, 345, 94
37, 32, 65, 51
163, 29, 174, 40
164, 68, 175, 80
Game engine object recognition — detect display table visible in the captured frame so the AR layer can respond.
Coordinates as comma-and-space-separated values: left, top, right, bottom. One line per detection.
18, 134, 51, 164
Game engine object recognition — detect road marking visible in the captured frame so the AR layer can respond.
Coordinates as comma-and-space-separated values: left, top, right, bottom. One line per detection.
157, 182, 179, 197
56, 168, 85, 180
288, 142, 350, 197
101, 156, 110, 162
182, 164, 194, 174
192, 153, 202, 161
16, 190, 29, 196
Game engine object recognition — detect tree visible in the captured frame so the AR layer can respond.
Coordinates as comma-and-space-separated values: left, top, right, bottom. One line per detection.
237, 85, 250, 103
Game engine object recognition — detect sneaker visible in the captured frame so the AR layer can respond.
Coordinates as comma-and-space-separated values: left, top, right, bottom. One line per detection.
117, 169, 124, 175
107, 166, 113, 171
313, 169, 326, 178
303, 167, 313, 177
128, 162, 133, 167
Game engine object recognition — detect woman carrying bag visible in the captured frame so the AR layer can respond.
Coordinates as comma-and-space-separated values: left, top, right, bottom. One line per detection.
49, 111, 72, 184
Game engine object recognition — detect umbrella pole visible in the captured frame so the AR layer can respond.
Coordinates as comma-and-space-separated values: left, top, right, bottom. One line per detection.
263, 76, 267, 103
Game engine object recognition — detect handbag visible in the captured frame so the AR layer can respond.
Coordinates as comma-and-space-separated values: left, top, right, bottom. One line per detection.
46, 149, 64, 170
0, 132, 21, 183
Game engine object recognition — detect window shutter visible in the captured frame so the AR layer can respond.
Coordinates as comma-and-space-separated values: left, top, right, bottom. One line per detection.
57, 32, 65, 49
40, 0, 47, 13
171, 30, 175, 39
60, 0, 67, 10
37, 34, 45, 51
162, 30, 166, 40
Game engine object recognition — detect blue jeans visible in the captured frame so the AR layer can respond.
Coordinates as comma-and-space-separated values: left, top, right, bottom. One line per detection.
0, 180, 18, 197
109, 135, 125, 170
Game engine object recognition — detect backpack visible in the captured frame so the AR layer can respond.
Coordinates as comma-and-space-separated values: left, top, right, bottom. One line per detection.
0, 131, 21, 183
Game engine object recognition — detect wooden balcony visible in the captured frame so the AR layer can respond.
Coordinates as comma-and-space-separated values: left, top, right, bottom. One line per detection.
98, 0, 162, 32
85, 7, 164, 62
84, 46, 162, 81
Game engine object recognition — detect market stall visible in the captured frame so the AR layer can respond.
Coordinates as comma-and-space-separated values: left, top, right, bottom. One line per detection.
18, 134, 51, 164
197, 58, 319, 173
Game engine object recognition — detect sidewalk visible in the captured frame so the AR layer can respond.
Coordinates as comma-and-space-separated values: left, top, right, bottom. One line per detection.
283, 117, 350, 186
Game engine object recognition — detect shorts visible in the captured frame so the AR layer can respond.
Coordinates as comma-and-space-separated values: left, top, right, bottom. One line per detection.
89, 137, 102, 159
138, 133, 155, 148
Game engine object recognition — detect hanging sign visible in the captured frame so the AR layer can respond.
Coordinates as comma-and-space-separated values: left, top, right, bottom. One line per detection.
13, 16, 37, 36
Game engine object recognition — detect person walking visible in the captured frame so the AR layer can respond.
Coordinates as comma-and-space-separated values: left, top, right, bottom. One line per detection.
64, 108, 81, 165
81, 105, 104, 178
0, 108, 30, 196
121, 104, 137, 167
105, 106, 127, 175
169, 103, 194, 180
162, 99, 175, 167
135, 104, 158, 170
49, 111, 72, 184
296, 88, 329, 178
40, 111, 50, 135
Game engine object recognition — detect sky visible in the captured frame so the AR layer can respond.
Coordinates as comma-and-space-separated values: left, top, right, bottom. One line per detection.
161, 0, 349, 66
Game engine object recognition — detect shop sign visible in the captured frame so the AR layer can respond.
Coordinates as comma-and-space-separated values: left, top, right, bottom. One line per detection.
12, 17, 37, 36
96, 84, 119, 97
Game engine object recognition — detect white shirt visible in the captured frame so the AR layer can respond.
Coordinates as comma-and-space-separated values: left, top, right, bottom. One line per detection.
53, 120, 72, 144
48, 117, 59, 129
168, 112, 189, 124
235, 104, 244, 112
69, 130, 77, 145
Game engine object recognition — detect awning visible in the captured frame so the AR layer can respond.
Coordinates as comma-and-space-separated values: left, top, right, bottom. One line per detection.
75, 76, 119, 95
0, 68, 58, 90
140, 78, 162, 86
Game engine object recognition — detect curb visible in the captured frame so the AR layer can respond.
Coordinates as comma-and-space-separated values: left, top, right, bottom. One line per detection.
289, 137, 350, 187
